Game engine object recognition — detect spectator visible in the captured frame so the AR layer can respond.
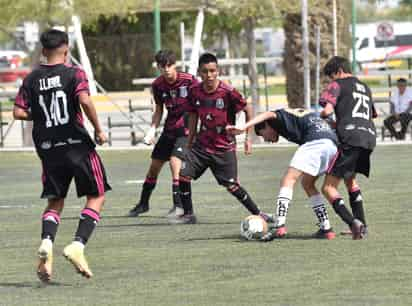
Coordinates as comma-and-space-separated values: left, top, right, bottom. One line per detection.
384, 78, 412, 140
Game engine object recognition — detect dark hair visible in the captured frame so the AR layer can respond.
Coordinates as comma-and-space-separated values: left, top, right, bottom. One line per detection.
198, 52, 218, 67
40, 29, 69, 50
323, 56, 352, 77
254, 117, 281, 136
397, 78, 407, 84
155, 50, 176, 67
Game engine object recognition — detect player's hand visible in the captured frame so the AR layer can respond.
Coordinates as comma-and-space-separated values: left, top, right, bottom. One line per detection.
244, 138, 252, 155
143, 127, 156, 145
95, 131, 107, 145
226, 124, 246, 135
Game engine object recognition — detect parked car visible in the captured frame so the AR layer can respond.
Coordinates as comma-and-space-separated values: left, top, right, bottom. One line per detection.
0, 56, 30, 84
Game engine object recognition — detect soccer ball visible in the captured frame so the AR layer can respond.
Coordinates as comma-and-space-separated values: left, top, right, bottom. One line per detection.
240, 215, 268, 241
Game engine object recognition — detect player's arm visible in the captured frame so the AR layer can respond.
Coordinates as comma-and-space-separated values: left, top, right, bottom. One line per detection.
187, 112, 198, 149
226, 111, 276, 135
144, 103, 163, 145
13, 106, 32, 121
78, 92, 107, 145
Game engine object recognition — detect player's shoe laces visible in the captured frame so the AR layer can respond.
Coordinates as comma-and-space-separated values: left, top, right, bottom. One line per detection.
168, 214, 197, 224
313, 228, 336, 240
351, 219, 365, 240
128, 203, 149, 217
63, 241, 93, 278
37, 238, 53, 282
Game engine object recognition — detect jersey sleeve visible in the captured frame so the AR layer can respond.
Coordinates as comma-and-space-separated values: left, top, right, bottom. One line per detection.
14, 79, 31, 110
230, 88, 247, 112
186, 86, 198, 113
151, 83, 163, 105
319, 81, 341, 107
74, 67, 90, 97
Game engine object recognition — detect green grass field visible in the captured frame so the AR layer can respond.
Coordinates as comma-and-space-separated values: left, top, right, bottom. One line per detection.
1, 145, 411, 306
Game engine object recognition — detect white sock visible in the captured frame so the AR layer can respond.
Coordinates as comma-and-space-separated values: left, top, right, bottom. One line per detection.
275, 187, 293, 227
310, 193, 331, 230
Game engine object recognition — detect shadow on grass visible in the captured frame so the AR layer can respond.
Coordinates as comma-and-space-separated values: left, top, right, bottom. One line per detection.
98, 220, 240, 228
62, 215, 165, 221
0, 281, 72, 288
183, 234, 241, 242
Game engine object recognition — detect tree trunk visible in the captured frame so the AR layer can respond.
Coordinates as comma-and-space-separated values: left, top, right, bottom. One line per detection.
244, 16, 259, 114
283, 1, 349, 108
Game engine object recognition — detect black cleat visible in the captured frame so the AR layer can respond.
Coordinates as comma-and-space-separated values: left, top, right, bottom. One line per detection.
168, 214, 197, 224
128, 203, 149, 217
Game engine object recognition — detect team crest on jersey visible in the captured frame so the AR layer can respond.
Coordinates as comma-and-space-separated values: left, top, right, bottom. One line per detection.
162, 92, 168, 98
170, 90, 177, 98
179, 86, 188, 98
216, 98, 224, 109
195, 100, 201, 106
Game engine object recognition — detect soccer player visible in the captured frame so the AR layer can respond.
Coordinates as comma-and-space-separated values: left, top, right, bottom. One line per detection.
128, 50, 198, 221
13, 29, 111, 281
179, 53, 271, 222
319, 56, 377, 240
227, 108, 338, 240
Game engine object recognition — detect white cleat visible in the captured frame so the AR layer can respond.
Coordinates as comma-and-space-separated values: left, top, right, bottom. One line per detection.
37, 239, 53, 282
63, 241, 93, 278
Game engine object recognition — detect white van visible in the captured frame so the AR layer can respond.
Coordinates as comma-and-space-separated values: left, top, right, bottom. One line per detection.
355, 22, 412, 70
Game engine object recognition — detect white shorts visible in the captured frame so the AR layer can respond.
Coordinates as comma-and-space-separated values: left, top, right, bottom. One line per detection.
289, 139, 338, 177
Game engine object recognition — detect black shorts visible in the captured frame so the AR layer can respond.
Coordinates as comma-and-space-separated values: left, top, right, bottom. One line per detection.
41, 150, 111, 199
180, 146, 238, 187
327, 145, 372, 179
151, 134, 187, 161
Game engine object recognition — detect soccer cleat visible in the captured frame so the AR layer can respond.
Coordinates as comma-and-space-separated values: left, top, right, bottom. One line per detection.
37, 239, 53, 282
63, 241, 93, 278
275, 226, 287, 238
313, 228, 336, 240
351, 219, 365, 240
128, 203, 149, 217
168, 214, 197, 224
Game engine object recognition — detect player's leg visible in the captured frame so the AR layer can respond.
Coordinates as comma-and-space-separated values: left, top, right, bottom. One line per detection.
211, 151, 267, 219
270, 167, 302, 237
128, 158, 165, 216
301, 174, 335, 239
63, 150, 111, 278
170, 147, 207, 224
37, 162, 72, 282
170, 136, 194, 216
37, 198, 64, 282
169, 156, 185, 216
322, 146, 365, 239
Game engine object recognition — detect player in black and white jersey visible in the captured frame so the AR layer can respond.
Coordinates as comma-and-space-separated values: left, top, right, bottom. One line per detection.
13, 29, 110, 281
227, 108, 338, 240
319, 56, 377, 240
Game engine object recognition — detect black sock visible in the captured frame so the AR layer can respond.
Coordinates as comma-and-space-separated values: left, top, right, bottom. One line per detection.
349, 189, 366, 226
139, 177, 156, 206
179, 180, 193, 214
74, 208, 100, 245
332, 198, 354, 226
229, 186, 260, 215
41, 210, 60, 242
172, 180, 183, 209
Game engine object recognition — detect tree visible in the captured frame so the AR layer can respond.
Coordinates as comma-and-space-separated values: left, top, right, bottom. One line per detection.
282, 0, 350, 108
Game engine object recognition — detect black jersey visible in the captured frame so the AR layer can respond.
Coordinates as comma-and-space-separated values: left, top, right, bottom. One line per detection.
319, 77, 376, 150
15, 63, 95, 160
269, 108, 337, 145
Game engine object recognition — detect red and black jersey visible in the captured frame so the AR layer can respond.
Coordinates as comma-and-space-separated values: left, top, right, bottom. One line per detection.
152, 72, 198, 137
188, 81, 247, 154
319, 77, 376, 150
15, 63, 95, 160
